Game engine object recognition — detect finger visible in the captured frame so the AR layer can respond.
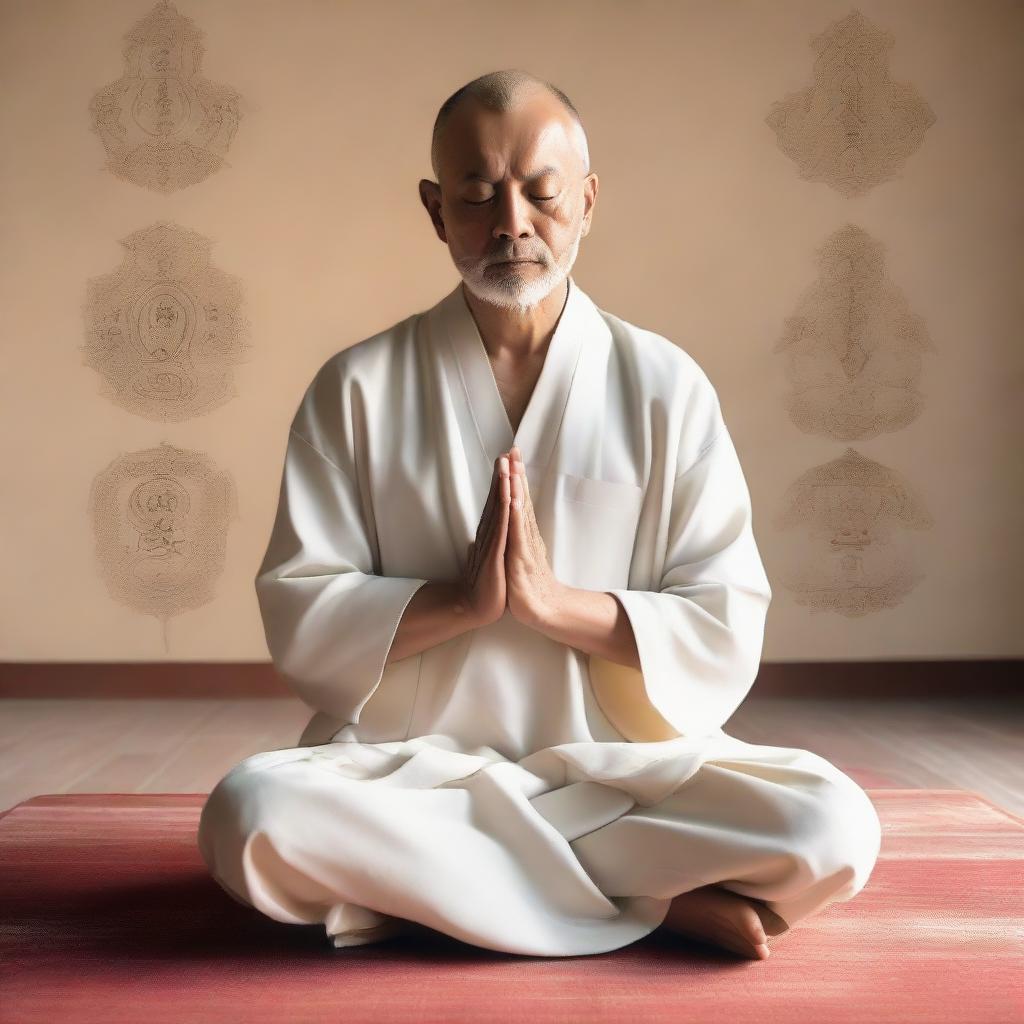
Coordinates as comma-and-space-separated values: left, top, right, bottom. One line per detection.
477, 457, 506, 556
511, 456, 539, 551
478, 455, 501, 531
484, 455, 510, 554
522, 467, 542, 551
527, 483, 544, 555
508, 460, 527, 551
483, 461, 505, 563
494, 457, 511, 558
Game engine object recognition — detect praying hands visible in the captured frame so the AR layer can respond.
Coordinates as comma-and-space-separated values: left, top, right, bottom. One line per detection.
461, 445, 641, 670
503, 445, 565, 628
461, 443, 563, 630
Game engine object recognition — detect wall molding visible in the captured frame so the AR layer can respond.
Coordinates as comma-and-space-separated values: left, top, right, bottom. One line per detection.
0, 660, 1019, 699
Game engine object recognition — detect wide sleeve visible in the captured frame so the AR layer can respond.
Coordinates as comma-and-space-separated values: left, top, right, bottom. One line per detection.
254, 421, 430, 725
589, 424, 773, 741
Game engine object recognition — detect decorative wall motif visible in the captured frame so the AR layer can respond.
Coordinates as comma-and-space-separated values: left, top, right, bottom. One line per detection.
774, 224, 933, 441
772, 448, 933, 617
82, 221, 251, 422
89, 442, 237, 649
764, 8, 936, 197
87, 0, 242, 193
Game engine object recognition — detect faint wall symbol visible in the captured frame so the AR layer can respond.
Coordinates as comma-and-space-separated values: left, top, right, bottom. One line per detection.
88, 0, 242, 192
765, 8, 936, 197
82, 221, 252, 422
774, 224, 933, 441
90, 442, 238, 650
772, 447, 933, 617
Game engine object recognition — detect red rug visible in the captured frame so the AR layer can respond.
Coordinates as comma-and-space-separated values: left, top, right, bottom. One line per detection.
1, 785, 1021, 1024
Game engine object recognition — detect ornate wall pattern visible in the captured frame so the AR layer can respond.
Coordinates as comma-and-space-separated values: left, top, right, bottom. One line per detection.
773, 224, 933, 442
89, 443, 237, 651
772, 448, 933, 617
83, 1, 246, 649
82, 221, 252, 422
768, 10, 937, 618
764, 8, 936, 198
87, 0, 243, 193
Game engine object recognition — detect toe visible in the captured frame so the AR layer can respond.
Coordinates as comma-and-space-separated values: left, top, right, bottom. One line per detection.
754, 903, 790, 937
729, 901, 768, 946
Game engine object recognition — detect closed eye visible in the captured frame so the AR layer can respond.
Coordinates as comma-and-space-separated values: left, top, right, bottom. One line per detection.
465, 196, 556, 205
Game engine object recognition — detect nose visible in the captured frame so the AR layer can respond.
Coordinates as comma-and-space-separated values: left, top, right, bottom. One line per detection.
491, 185, 535, 242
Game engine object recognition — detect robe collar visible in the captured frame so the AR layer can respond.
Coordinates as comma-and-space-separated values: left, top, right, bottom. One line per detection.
436, 273, 594, 476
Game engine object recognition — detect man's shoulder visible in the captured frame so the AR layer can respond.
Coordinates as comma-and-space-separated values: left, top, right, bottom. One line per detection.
594, 302, 717, 399
592, 300, 726, 469
314, 308, 422, 382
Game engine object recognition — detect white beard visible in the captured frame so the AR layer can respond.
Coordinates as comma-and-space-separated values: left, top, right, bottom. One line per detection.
451, 217, 584, 313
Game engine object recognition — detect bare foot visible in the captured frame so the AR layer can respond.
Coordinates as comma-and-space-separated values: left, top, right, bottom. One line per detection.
660, 884, 790, 960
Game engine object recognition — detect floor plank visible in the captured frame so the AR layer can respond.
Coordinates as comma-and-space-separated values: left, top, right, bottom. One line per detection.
1, 697, 1021, 816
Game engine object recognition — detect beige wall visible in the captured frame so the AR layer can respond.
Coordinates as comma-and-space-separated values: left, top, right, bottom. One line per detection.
1, 0, 1020, 663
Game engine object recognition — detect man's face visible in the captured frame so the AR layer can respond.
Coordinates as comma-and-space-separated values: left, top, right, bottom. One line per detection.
422, 89, 598, 312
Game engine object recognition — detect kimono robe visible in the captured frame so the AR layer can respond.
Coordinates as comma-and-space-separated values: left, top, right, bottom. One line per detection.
197, 275, 882, 957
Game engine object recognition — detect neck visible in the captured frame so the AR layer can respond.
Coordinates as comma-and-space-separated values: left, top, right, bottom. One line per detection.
461, 278, 570, 361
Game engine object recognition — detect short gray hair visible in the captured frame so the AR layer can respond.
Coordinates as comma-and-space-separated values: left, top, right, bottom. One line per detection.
430, 69, 590, 181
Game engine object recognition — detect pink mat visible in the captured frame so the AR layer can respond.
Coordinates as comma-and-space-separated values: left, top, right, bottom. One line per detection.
1, 787, 1021, 1023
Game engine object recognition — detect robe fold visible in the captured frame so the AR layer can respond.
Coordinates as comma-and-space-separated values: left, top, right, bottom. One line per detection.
199, 275, 883, 956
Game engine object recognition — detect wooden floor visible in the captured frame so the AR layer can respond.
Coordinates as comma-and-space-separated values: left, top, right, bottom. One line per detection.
1, 697, 1022, 817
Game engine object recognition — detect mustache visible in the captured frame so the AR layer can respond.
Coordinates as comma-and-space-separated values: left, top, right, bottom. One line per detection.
487, 255, 544, 264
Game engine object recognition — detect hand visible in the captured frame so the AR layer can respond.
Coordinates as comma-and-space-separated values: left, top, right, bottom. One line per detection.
504, 445, 565, 627
459, 453, 512, 627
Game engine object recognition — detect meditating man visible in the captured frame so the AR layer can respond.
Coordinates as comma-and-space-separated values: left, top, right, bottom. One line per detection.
198, 68, 882, 960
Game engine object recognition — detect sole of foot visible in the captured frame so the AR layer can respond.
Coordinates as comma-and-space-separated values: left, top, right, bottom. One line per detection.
660, 884, 790, 960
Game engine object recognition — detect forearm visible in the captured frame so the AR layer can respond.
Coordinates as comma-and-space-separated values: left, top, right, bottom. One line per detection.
385, 579, 484, 665
528, 584, 642, 670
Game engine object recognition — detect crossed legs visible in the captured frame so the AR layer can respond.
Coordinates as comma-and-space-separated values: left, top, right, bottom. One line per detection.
198, 742, 880, 959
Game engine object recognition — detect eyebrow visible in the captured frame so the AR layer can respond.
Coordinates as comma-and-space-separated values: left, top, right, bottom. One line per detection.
460, 164, 561, 183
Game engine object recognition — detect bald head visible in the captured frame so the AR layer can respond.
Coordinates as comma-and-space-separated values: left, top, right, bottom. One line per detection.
430, 69, 590, 183
419, 69, 599, 313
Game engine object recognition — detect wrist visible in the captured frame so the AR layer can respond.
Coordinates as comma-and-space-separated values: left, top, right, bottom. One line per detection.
450, 581, 493, 629
524, 581, 571, 634
449, 582, 476, 618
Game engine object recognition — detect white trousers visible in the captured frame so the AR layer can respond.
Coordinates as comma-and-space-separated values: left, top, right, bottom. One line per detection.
197, 734, 883, 958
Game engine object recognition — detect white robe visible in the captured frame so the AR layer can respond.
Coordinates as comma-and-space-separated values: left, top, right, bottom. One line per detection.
198, 276, 882, 956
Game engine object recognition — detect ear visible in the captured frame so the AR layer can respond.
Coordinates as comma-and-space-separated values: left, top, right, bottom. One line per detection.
418, 179, 448, 244
580, 172, 599, 237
